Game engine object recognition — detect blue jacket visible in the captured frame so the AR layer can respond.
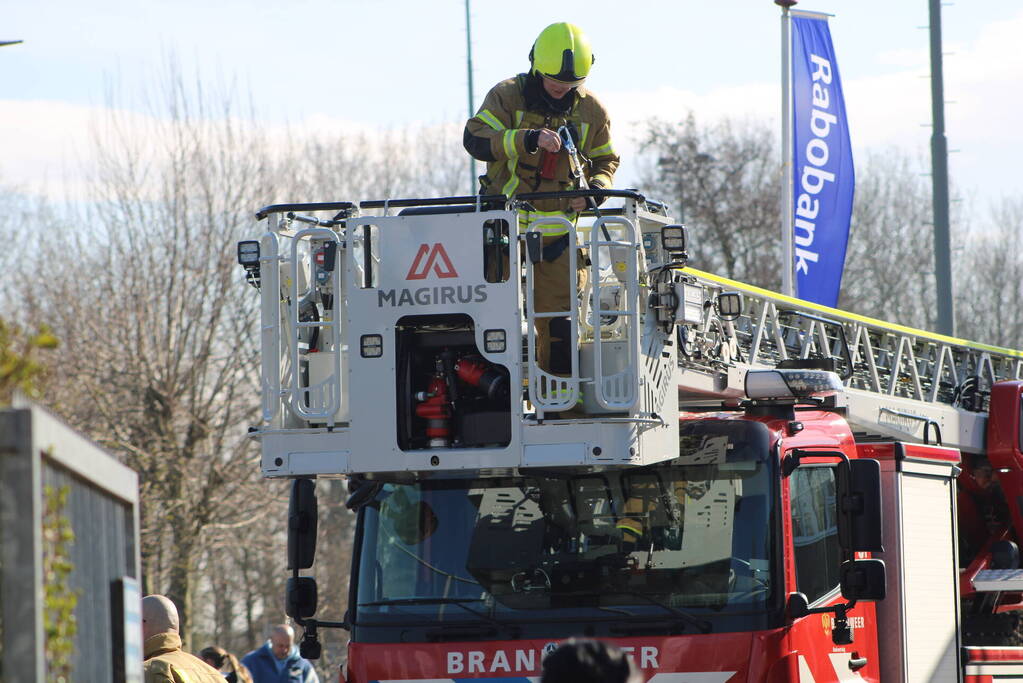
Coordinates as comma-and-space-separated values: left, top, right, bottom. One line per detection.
241, 642, 319, 683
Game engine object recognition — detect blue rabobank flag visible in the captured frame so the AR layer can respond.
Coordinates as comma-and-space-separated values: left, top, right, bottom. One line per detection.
791, 13, 854, 307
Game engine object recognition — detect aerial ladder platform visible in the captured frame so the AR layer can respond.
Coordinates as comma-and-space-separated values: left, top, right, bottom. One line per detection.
238, 191, 1023, 478
672, 267, 1023, 455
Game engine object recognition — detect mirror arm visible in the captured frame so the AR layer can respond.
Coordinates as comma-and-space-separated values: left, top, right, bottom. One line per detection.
789, 596, 858, 646
296, 616, 351, 631
782, 448, 849, 477
789, 596, 855, 618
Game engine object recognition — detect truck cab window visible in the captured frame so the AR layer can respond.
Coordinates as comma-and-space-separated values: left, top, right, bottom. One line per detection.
352, 420, 779, 639
789, 466, 841, 604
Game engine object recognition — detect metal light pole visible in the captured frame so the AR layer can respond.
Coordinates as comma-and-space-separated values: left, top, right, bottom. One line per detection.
465, 0, 477, 195
929, 0, 955, 336
776, 0, 797, 297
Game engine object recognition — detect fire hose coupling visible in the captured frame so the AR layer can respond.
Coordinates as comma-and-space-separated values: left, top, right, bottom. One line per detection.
455, 357, 508, 401
414, 375, 452, 447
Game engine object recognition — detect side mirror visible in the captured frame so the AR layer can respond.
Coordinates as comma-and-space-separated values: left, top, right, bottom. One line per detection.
840, 559, 886, 601
285, 576, 318, 619
786, 591, 811, 619
345, 478, 381, 511
836, 458, 883, 552
288, 479, 318, 570
299, 627, 322, 660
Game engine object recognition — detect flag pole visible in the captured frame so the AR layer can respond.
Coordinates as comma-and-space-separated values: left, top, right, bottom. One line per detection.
777, 0, 797, 297
928, 0, 954, 336
465, 0, 477, 196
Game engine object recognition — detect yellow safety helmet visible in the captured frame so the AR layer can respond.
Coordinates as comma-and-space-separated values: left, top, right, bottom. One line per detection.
529, 22, 594, 86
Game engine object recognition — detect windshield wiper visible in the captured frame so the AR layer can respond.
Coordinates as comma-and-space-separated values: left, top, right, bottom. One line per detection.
359, 597, 486, 607
585, 591, 712, 634
358, 597, 512, 630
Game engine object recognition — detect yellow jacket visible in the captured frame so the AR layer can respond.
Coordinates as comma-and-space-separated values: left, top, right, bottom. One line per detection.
464, 73, 619, 214
143, 632, 226, 683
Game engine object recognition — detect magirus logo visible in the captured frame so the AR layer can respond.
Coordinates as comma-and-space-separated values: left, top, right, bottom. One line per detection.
406, 243, 458, 280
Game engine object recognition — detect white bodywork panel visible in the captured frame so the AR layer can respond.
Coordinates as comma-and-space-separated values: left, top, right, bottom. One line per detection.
255, 206, 681, 477
876, 446, 962, 683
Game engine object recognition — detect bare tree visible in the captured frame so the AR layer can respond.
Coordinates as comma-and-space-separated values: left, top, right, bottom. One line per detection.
838, 149, 941, 329
636, 118, 971, 334
16, 64, 279, 647
636, 113, 781, 289
5, 61, 465, 678
955, 198, 1023, 347
283, 123, 466, 201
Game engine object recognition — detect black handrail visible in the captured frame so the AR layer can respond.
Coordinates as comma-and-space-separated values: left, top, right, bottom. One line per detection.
255, 189, 649, 220
255, 201, 356, 220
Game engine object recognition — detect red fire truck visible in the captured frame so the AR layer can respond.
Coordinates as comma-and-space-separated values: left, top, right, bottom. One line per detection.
241, 191, 1023, 682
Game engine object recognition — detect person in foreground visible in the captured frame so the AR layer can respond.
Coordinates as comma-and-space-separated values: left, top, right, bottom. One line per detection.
241, 623, 319, 683
541, 638, 643, 683
142, 594, 225, 683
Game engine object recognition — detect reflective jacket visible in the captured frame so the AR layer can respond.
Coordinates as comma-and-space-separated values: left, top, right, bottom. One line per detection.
464, 73, 619, 215
143, 633, 226, 683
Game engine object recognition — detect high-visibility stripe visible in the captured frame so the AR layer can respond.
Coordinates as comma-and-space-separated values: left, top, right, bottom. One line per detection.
550, 387, 583, 400
171, 666, 194, 683
580, 121, 591, 148
514, 110, 525, 127
590, 141, 615, 157
500, 129, 521, 196
517, 209, 576, 234
476, 109, 505, 131
501, 159, 520, 196
502, 129, 518, 160
616, 523, 643, 537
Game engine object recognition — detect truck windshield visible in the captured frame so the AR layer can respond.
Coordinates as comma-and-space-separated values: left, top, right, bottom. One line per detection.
353, 419, 776, 637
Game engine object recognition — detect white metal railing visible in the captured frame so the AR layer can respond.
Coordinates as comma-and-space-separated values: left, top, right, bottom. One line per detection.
260, 228, 282, 423
524, 216, 581, 415
588, 216, 640, 411
287, 227, 343, 425
577, 224, 628, 342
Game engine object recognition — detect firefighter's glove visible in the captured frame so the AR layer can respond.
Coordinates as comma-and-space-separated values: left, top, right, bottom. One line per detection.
525, 129, 541, 154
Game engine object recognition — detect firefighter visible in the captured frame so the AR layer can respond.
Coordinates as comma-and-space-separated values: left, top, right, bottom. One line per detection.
464, 22, 620, 409
142, 594, 226, 683
617, 476, 691, 552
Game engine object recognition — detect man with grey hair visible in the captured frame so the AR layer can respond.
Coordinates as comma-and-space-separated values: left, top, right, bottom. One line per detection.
241, 623, 319, 682
142, 594, 225, 682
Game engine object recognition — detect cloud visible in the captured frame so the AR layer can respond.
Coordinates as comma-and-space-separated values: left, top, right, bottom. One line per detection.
3, 10, 1022, 206
605, 10, 1023, 202
0, 100, 427, 201
0, 100, 99, 199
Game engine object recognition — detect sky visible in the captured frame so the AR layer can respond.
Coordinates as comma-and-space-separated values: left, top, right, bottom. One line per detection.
3, 0, 1023, 208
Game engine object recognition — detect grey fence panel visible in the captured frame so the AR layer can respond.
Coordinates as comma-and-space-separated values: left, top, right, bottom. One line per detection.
1, 402, 140, 683
44, 462, 137, 683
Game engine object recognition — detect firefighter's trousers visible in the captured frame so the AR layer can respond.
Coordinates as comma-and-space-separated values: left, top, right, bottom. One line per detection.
534, 234, 588, 377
